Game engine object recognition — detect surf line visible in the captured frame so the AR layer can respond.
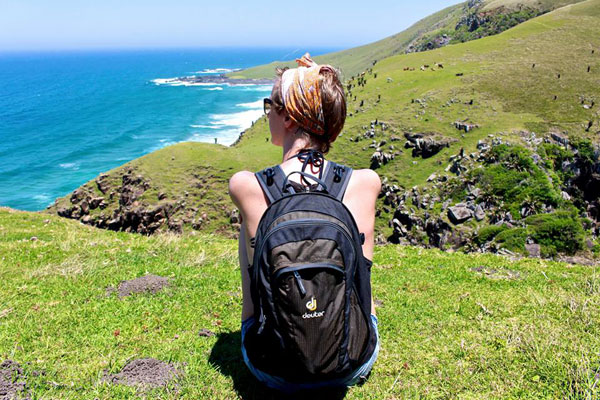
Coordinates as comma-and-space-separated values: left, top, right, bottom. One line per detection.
152, 74, 274, 87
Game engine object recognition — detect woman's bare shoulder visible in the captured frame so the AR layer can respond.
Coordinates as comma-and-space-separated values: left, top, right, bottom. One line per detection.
349, 168, 381, 194
228, 170, 263, 203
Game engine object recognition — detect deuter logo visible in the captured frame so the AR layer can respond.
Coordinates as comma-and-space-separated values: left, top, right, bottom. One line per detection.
302, 311, 325, 319
302, 296, 324, 318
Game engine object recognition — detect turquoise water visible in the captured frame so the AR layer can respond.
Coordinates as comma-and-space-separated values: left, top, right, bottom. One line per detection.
0, 47, 338, 211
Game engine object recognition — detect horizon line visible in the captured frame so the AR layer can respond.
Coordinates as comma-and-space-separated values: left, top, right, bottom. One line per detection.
0, 44, 353, 55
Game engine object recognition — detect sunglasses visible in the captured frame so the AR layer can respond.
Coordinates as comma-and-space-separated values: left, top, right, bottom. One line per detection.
263, 98, 273, 115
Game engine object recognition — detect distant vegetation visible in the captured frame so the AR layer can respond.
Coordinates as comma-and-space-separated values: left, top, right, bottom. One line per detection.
409, 5, 547, 52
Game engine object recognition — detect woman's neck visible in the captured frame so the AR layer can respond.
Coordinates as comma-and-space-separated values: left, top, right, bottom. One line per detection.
281, 131, 314, 163
281, 135, 310, 163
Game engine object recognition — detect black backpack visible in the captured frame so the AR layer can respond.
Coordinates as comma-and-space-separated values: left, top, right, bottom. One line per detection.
244, 151, 377, 383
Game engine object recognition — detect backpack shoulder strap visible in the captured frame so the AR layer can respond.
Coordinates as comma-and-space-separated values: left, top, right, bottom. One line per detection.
254, 165, 287, 204
323, 161, 353, 201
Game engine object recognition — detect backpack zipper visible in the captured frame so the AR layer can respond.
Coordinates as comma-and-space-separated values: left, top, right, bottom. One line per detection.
292, 271, 307, 296
274, 263, 345, 280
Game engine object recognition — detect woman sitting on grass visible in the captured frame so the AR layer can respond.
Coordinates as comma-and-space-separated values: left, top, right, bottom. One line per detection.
229, 53, 380, 392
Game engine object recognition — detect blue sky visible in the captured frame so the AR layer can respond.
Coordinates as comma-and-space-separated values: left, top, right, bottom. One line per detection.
0, 0, 461, 51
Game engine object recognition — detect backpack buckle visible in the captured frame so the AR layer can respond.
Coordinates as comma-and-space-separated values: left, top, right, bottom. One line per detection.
333, 166, 345, 183
264, 168, 275, 186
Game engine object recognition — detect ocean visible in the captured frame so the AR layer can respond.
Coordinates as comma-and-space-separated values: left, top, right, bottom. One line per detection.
0, 47, 338, 211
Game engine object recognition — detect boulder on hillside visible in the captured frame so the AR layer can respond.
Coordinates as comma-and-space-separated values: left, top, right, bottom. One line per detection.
550, 132, 569, 146
370, 151, 395, 169
453, 120, 479, 132
474, 204, 486, 221
404, 132, 454, 158
96, 173, 110, 194
525, 243, 541, 258
448, 204, 473, 224
425, 218, 452, 248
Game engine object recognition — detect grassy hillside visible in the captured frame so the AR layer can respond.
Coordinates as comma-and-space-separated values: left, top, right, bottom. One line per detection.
227, 2, 465, 80
228, 0, 586, 80
481, 0, 586, 11
49, 0, 600, 259
2, 208, 600, 398
330, 0, 600, 250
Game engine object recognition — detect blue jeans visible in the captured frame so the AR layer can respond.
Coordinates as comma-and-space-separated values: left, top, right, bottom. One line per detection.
241, 314, 380, 392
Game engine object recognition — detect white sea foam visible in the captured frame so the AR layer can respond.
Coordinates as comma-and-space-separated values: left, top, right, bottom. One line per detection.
151, 77, 222, 87
152, 78, 179, 86
181, 82, 222, 87
232, 84, 273, 90
59, 162, 79, 170
190, 124, 221, 129
237, 99, 263, 108
196, 68, 241, 74
152, 77, 271, 91
33, 194, 50, 202
186, 105, 264, 146
211, 109, 263, 128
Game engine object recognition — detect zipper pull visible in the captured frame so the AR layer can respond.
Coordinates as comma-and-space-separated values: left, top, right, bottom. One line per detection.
293, 271, 307, 296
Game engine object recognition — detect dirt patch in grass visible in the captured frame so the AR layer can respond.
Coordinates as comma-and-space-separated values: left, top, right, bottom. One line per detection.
0, 360, 27, 400
104, 358, 181, 388
198, 329, 215, 337
109, 275, 170, 297
558, 256, 598, 267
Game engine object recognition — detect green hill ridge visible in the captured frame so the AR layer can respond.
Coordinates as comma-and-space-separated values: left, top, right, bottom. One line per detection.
49, 0, 600, 260
227, 0, 587, 80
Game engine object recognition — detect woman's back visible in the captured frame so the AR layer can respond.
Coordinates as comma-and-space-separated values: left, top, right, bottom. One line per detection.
229, 156, 380, 319
228, 53, 380, 391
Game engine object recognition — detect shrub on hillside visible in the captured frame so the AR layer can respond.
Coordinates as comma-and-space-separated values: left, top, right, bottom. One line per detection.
569, 137, 596, 167
473, 145, 560, 219
452, 8, 544, 44
538, 143, 575, 184
475, 224, 508, 245
538, 143, 574, 172
525, 211, 585, 256
486, 144, 535, 170
494, 228, 528, 253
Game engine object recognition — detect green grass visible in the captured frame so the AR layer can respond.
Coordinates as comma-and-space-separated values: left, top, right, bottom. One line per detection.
2, 208, 600, 398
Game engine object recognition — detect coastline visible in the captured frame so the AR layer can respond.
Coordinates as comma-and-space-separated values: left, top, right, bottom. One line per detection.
153, 72, 273, 148
152, 74, 274, 87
